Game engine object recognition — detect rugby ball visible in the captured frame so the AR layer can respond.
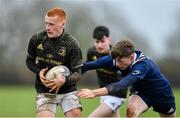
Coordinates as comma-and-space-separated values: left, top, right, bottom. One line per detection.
45, 65, 70, 80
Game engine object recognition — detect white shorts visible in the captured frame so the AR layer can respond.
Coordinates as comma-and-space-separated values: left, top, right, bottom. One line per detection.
100, 95, 126, 112
36, 91, 82, 113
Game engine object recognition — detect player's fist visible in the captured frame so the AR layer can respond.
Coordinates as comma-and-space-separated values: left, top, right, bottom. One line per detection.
48, 73, 65, 93
39, 67, 49, 85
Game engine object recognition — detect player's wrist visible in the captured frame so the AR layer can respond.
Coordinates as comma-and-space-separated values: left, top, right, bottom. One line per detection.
92, 89, 98, 97
92, 87, 108, 97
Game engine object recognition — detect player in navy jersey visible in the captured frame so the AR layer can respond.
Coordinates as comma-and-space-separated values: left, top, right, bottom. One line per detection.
83, 26, 127, 117
77, 39, 176, 117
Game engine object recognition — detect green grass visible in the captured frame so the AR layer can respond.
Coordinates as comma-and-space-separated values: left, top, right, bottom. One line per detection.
0, 86, 179, 117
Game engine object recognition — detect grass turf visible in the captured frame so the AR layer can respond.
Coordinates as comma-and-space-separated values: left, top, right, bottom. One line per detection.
0, 86, 179, 117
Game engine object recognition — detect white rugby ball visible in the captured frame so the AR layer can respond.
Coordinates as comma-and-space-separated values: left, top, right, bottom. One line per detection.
45, 65, 70, 80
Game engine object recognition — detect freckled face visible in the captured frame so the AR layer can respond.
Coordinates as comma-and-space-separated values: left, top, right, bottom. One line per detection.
45, 15, 65, 38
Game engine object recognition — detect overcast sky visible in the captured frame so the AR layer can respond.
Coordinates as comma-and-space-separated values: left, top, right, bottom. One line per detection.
2, 0, 180, 57
111, 0, 180, 56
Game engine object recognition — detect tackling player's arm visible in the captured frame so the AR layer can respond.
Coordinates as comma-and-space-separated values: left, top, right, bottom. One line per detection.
77, 61, 150, 98
105, 75, 138, 96
77, 88, 108, 99
106, 61, 150, 96
77, 74, 138, 98
81, 55, 111, 72
81, 48, 94, 74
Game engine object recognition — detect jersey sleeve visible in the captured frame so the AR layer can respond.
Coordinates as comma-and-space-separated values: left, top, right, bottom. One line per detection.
67, 39, 83, 72
82, 56, 113, 71
64, 38, 83, 84
106, 61, 150, 95
26, 34, 41, 74
130, 61, 150, 80
106, 75, 138, 96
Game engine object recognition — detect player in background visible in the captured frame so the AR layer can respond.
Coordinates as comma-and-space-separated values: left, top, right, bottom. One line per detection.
26, 7, 82, 117
77, 39, 176, 117
83, 26, 127, 117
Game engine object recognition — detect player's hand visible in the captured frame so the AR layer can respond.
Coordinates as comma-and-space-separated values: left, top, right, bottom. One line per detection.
39, 67, 50, 85
48, 73, 65, 93
76, 89, 96, 99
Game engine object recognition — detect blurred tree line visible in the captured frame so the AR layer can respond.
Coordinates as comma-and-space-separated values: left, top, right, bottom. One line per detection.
0, 0, 179, 87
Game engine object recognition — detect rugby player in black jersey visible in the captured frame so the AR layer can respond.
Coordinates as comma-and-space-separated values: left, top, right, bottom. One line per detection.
26, 7, 82, 117
83, 26, 127, 117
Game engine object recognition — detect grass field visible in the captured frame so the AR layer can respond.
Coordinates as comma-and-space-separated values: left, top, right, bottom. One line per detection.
0, 86, 179, 117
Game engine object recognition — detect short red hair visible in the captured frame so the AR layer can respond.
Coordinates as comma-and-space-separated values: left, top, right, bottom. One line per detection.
46, 7, 67, 22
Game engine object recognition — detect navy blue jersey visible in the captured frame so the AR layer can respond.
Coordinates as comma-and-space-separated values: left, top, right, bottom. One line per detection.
83, 51, 175, 104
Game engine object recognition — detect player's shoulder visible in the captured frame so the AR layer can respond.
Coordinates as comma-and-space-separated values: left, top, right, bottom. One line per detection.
134, 51, 149, 62
87, 46, 96, 53
62, 32, 80, 48
32, 30, 46, 38
132, 51, 154, 70
30, 30, 47, 45
87, 46, 100, 59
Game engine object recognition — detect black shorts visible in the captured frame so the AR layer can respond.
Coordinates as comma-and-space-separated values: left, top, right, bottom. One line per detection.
130, 89, 176, 115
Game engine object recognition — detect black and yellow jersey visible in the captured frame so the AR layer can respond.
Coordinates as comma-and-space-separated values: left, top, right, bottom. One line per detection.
26, 30, 82, 94
86, 46, 127, 98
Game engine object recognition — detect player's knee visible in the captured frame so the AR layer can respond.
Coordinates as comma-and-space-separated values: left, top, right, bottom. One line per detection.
126, 105, 137, 117
37, 110, 55, 117
72, 110, 81, 117
65, 108, 81, 117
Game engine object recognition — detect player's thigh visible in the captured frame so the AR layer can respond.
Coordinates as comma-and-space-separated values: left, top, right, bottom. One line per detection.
36, 93, 57, 117
59, 92, 82, 117
89, 102, 120, 117
89, 102, 114, 117
89, 96, 125, 117
110, 110, 119, 117
128, 94, 148, 113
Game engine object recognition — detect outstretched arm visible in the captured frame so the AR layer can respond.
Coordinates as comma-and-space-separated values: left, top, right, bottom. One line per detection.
77, 60, 149, 98
82, 56, 113, 72
77, 74, 138, 99
76, 87, 108, 99
105, 75, 138, 96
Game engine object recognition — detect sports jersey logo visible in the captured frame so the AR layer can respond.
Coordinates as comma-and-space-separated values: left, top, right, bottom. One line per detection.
58, 46, 66, 56
46, 54, 54, 59
116, 70, 122, 75
132, 70, 141, 75
37, 43, 43, 50
167, 108, 175, 114
92, 56, 97, 60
